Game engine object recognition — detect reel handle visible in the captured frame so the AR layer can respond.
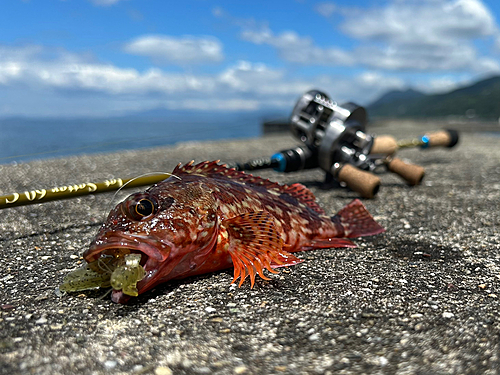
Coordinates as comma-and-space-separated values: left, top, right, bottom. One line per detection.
333, 163, 381, 199
386, 157, 425, 186
423, 129, 459, 148
370, 135, 398, 155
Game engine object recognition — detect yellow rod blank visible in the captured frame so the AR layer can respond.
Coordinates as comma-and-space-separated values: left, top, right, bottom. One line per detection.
0, 174, 170, 209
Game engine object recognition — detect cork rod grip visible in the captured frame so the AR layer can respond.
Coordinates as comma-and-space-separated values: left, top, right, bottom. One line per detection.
425, 129, 459, 148
336, 164, 381, 199
370, 135, 398, 155
386, 158, 425, 186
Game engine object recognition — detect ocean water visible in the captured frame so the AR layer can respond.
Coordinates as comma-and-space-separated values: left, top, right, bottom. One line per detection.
0, 116, 264, 164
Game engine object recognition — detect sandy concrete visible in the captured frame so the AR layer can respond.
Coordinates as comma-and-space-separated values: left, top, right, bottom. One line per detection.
0, 121, 499, 375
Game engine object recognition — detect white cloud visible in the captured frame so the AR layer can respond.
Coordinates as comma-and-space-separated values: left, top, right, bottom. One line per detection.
340, 0, 500, 73
124, 35, 224, 65
0, 45, 216, 96
237, 0, 500, 74
241, 28, 354, 66
324, 72, 407, 105
314, 2, 337, 18
218, 60, 311, 95
89, 0, 125, 6
3, 43, 474, 117
354, 43, 500, 73
341, 0, 496, 43
416, 75, 473, 94
0, 45, 337, 116
356, 71, 405, 90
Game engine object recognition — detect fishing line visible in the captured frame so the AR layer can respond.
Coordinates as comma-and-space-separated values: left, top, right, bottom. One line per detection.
96, 255, 115, 274
104, 172, 181, 220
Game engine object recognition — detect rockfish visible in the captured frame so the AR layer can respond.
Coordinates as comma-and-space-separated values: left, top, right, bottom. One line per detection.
60, 161, 384, 303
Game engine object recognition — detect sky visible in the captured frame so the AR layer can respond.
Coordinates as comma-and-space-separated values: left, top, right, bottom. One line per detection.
1, 0, 500, 118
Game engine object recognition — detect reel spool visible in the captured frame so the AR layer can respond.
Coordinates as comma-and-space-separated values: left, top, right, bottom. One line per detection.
290, 90, 380, 198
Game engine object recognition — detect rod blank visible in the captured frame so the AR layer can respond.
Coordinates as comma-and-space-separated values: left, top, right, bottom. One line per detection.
0, 174, 169, 209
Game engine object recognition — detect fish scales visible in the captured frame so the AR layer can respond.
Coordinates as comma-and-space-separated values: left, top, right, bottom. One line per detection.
176, 168, 324, 246
60, 161, 385, 303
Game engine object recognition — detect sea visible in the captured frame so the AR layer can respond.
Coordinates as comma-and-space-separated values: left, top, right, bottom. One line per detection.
0, 113, 276, 164
3, 114, 497, 165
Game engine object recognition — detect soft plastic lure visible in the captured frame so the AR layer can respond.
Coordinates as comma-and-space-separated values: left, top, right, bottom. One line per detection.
60, 253, 145, 297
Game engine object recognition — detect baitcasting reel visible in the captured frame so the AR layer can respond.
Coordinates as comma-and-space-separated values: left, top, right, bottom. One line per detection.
289, 90, 374, 171
234, 90, 459, 198
287, 90, 381, 197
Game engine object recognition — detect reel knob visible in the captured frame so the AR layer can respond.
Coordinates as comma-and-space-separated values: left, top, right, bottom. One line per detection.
386, 157, 425, 186
332, 163, 381, 199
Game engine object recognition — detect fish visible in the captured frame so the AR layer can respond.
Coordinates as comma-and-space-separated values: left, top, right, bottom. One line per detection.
60, 160, 385, 303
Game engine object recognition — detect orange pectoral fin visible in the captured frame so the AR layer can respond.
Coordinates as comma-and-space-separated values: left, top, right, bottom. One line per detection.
224, 211, 302, 287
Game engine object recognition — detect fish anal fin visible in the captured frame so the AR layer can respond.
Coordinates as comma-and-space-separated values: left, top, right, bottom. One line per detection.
301, 238, 356, 251
270, 251, 304, 269
332, 199, 385, 238
224, 211, 301, 287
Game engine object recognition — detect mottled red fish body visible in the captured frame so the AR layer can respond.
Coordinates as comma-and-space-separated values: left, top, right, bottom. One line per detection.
83, 161, 385, 303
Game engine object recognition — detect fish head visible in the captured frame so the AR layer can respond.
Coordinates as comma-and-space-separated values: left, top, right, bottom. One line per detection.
82, 179, 219, 303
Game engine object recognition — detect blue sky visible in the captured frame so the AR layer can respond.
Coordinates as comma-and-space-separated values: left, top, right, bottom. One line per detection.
1, 0, 500, 117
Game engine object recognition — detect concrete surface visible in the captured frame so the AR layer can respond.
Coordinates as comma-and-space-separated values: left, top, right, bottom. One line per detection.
0, 121, 499, 375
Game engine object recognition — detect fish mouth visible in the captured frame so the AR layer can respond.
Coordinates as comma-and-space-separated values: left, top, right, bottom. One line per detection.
84, 233, 172, 303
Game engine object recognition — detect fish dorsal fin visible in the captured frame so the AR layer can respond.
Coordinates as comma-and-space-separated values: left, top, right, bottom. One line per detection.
173, 160, 215, 175
283, 183, 325, 215
224, 211, 303, 287
173, 161, 325, 214
174, 160, 287, 191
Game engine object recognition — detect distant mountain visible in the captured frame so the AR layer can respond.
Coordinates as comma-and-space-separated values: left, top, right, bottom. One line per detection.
369, 88, 426, 107
367, 75, 500, 120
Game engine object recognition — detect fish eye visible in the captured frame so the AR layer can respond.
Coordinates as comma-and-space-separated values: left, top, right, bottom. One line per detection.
123, 194, 158, 221
135, 199, 155, 217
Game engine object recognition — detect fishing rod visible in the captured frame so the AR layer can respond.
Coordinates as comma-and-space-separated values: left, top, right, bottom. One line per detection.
0, 174, 169, 209
0, 91, 460, 208
0, 127, 458, 209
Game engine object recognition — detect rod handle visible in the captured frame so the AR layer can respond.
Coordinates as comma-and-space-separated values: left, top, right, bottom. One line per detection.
423, 129, 459, 148
370, 135, 398, 155
334, 163, 381, 199
386, 157, 425, 186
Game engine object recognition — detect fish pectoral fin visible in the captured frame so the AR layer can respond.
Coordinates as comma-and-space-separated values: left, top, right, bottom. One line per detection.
301, 238, 357, 250
224, 211, 302, 287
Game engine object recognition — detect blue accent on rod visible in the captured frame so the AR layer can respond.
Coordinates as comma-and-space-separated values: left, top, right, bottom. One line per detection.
271, 153, 286, 172
421, 135, 430, 149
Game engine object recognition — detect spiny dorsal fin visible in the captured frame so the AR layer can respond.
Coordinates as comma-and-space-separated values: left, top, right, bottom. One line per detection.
173, 161, 325, 214
284, 183, 325, 215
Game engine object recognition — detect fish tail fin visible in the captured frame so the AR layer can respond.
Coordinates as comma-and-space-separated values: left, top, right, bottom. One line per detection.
331, 199, 385, 238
